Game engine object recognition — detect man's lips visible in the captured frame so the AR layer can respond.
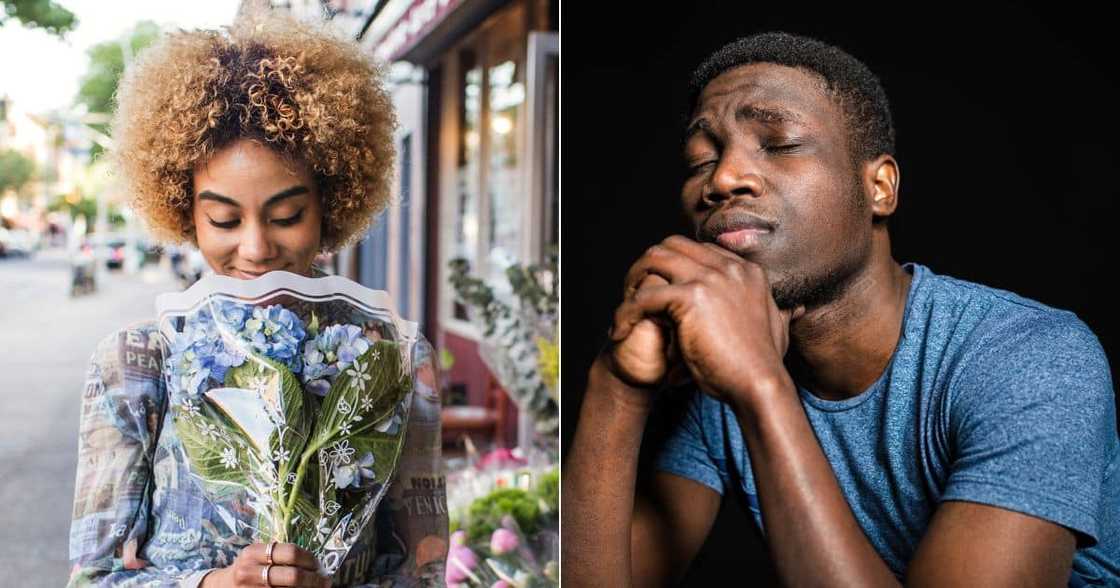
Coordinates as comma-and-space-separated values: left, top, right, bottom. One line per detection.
716, 227, 771, 250
700, 212, 776, 251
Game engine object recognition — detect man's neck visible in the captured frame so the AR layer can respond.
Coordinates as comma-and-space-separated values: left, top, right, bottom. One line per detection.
785, 254, 913, 402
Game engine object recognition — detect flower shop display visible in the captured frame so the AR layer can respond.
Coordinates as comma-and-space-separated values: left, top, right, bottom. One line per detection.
155, 271, 417, 577
445, 464, 560, 587
448, 247, 559, 441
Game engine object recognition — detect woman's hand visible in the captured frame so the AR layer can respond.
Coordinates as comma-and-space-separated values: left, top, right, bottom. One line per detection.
201, 542, 330, 588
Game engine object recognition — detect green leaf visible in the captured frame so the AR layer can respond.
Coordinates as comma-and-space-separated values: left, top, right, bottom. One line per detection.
223, 353, 312, 479
311, 340, 411, 449
172, 403, 253, 490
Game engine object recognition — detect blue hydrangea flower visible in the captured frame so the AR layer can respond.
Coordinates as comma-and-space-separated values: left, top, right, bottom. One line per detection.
333, 452, 375, 489
300, 324, 371, 397
166, 300, 307, 400
241, 305, 306, 373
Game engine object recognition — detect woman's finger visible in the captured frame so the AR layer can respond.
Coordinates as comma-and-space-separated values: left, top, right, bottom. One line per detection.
268, 543, 320, 571
260, 564, 328, 587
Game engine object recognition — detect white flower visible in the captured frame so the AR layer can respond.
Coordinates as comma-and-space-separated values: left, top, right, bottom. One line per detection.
200, 422, 223, 441
324, 500, 341, 516
287, 472, 297, 485
370, 348, 381, 362
359, 395, 373, 412
220, 446, 238, 469
327, 440, 355, 464
180, 398, 200, 417
339, 421, 353, 436
345, 359, 371, 390
338, 399, 352, 415
247, 375, 270, 395
272, 447, 291, 463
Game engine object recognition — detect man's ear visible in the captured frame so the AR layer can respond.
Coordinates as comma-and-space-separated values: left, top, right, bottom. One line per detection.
866, 154, 900, 220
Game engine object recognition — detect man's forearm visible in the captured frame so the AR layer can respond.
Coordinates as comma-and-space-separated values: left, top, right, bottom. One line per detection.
733, 376, 901, 587
562, 356, 653, 587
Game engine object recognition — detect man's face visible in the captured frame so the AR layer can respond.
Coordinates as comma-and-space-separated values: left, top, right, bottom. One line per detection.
682, 62, 873, 310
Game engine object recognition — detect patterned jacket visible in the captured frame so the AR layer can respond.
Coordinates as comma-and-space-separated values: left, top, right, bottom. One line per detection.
67, 319, 448, 587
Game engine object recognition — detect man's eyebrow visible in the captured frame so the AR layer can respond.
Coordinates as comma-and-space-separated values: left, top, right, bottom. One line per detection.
197, 185, 310, 208
684, 118, 715, 143
735, 104, 804, 126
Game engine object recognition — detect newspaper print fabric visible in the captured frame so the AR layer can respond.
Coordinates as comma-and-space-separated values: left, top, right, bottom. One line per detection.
68, 320, 448, 587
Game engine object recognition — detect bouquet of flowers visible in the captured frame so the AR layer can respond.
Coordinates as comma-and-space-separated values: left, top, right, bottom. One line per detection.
446, 467, 560, 587
448, 247, 559, 438
155, 271, 417, 576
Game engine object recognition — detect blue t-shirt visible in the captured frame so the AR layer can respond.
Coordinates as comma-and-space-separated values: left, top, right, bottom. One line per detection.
655, 262, 1119, 586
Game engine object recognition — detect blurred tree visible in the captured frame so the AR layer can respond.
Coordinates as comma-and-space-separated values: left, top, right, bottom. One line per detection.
48, 192, 123, 229
0, 148, 37, 196
0, 0, 76, 37
75, 20, 160, 159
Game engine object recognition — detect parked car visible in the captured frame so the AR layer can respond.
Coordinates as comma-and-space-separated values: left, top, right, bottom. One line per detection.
0, 228, 36, 257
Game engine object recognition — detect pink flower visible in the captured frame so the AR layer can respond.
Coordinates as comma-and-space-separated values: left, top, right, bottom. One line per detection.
450, 529, 468, 546
446, 545, 479, 584
492, 582, 511, 588
490, 527, 520, 555
477, 448, 527, 470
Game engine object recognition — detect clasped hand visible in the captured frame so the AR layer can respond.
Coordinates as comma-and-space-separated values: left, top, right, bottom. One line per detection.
608, 235, 803, 405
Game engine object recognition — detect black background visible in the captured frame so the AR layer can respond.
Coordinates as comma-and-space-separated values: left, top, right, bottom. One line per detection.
561, 2, 1119, 585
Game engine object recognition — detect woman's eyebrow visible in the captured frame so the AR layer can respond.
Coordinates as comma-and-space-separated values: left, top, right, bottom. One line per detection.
197, 185, 310, 208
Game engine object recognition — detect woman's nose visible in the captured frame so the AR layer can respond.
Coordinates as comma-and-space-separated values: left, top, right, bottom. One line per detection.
237, 220, 278, 264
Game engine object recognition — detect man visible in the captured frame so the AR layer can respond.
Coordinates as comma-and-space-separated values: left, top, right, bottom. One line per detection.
563, 32, 1119, 586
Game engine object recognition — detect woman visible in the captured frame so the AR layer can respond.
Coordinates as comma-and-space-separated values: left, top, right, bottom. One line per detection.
67, 11, 448, 588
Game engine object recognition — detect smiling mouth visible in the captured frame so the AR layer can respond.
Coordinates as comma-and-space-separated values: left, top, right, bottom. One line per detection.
231, 265, 288, 279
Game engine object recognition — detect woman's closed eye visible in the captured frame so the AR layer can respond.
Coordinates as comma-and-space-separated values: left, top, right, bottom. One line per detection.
206, 209, 304, 229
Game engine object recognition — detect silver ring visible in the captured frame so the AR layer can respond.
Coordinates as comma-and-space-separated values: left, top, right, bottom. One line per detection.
261, 563, 273, 587
265, 540, 277, 565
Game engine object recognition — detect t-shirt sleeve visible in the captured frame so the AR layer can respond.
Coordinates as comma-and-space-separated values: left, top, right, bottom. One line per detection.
652, 391, 726, 495
943, 311, 1118, 547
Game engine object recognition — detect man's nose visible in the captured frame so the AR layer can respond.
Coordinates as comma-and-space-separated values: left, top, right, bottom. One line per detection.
704, 151, 763, 206
238, 220, 277, 264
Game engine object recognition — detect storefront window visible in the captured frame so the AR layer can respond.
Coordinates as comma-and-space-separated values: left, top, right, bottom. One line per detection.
486, 54, 524, 287
454, 48, 482, 321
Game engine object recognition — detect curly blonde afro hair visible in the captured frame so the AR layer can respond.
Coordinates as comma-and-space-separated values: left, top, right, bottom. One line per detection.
111, 11, 397, 253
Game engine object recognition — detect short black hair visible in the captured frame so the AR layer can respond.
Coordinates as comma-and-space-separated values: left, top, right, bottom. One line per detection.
689, 32, 895, 167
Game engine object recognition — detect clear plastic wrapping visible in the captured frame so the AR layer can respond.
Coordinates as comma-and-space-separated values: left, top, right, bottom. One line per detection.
155, 271, 417, 576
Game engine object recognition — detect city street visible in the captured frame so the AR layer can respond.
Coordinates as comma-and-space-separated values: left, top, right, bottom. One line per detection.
0, 247, 177, 586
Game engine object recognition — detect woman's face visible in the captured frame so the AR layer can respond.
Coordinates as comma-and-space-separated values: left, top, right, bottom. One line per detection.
191, 139, 323, 279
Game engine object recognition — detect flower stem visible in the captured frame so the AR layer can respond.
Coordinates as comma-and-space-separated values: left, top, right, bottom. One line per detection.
280, 433, 331, 532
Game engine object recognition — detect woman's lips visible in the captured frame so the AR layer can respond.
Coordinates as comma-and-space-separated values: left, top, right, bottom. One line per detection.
716, 228, 772, 251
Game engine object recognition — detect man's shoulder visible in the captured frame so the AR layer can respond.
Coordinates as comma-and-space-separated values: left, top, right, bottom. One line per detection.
911, 263, 1095, 353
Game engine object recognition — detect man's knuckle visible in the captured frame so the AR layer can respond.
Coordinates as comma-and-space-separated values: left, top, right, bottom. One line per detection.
723, 258, 746, 278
